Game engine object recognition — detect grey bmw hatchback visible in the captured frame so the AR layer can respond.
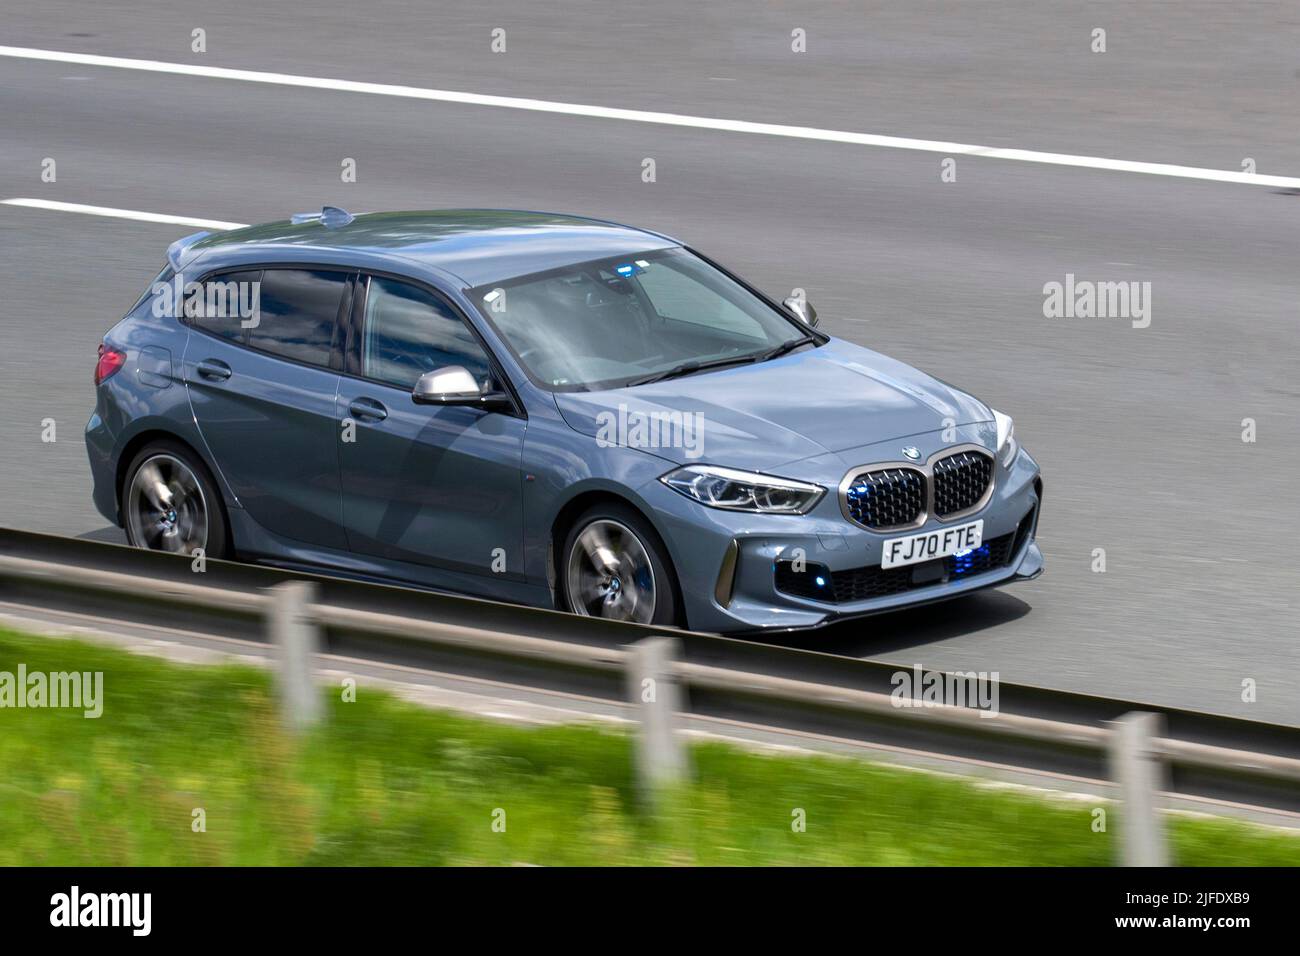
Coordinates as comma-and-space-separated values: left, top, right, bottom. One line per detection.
87, 208, 1042, 634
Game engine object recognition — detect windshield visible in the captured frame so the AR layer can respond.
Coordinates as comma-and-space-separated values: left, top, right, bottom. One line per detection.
469, 248, 814, 391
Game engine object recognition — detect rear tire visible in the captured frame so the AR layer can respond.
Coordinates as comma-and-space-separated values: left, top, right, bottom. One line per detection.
121, 440, 230, 559
560, 502, 681, 627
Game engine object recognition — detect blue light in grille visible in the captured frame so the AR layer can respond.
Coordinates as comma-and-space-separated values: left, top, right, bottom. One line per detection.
951, 544, 989, 576
846, 470, 924, 528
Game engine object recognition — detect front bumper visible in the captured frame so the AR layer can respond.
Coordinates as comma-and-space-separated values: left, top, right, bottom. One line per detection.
644, 433, 1043, 634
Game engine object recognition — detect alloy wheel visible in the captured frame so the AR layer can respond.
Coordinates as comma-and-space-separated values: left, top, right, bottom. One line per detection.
565, 519, 657, 623
125, 453, 209, 554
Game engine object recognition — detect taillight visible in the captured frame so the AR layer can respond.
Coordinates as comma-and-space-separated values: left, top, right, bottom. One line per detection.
95, 344, 126, 385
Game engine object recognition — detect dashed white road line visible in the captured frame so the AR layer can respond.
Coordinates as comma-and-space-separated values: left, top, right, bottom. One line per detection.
2, 197, 246, 230
2, 44, 1298, 190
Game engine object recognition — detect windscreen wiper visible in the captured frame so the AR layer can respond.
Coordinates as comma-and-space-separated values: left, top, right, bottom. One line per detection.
624, 353, 762, 387
758, 333, 818, 363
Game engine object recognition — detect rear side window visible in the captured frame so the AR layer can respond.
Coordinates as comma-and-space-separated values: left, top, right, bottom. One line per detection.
127, 265, 175, 318
190, 270, 262, 343
245, 269, 349, 367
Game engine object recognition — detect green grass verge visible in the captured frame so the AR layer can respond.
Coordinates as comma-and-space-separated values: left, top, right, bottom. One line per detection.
0, 628, 1295, 865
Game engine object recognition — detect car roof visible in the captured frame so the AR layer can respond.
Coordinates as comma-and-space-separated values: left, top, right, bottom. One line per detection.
185, 209, 681, 287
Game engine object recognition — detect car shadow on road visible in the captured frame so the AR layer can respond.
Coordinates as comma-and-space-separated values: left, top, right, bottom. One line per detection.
765, 590, 1033, 658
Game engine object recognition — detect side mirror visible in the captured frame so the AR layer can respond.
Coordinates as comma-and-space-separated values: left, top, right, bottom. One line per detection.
412, 366, 512, 411
783, 295, 819, 327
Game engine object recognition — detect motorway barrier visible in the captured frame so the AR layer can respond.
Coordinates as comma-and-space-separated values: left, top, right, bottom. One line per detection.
2, 526, 1298, 864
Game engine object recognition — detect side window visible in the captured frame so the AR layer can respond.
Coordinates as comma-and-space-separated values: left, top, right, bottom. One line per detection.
188, 270, 262, 343
361, 276, 492, 390
245, 269, 348, 367
127, 265, 175, 319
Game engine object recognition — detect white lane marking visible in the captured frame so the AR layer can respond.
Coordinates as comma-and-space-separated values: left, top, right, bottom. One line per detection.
2, 44, 1298, 190
1, 198, 247, 230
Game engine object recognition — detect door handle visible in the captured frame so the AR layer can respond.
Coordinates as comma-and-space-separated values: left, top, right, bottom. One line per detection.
196, 359, 232, 381
347, 397, 388, 422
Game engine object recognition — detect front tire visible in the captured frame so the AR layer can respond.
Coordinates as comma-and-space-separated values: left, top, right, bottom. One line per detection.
122, 440, 230, 559
560, 503, 680, 627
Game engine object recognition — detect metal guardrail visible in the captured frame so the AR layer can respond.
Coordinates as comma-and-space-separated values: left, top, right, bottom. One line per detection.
1, 527, 1298, 846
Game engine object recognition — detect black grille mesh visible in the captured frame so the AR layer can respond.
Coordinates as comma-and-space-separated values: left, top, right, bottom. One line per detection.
776, 560, 918, 603
843, 467, 925, 529
932, 451, 993, 518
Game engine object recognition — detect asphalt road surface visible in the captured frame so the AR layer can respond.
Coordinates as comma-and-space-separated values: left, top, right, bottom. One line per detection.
1, 2, 1297, 723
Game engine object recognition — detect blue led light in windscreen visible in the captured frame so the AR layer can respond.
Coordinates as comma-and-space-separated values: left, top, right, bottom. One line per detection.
614, 260, 648, 278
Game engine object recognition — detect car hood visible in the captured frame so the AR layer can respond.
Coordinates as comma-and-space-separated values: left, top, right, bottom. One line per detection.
553, 338, 992, 470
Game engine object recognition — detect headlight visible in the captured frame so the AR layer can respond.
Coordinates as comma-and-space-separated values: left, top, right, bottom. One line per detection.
993, 409, 1018, 466
660, 465, 825, 514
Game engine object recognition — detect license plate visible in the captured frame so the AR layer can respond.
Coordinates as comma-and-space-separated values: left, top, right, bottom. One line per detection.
881, 520, 984, 569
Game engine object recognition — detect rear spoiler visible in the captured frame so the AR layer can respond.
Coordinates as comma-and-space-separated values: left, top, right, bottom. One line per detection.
166, 231, 212, 271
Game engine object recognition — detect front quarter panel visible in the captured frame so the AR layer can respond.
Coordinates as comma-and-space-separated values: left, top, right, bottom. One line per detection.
520, 391, 679, 597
